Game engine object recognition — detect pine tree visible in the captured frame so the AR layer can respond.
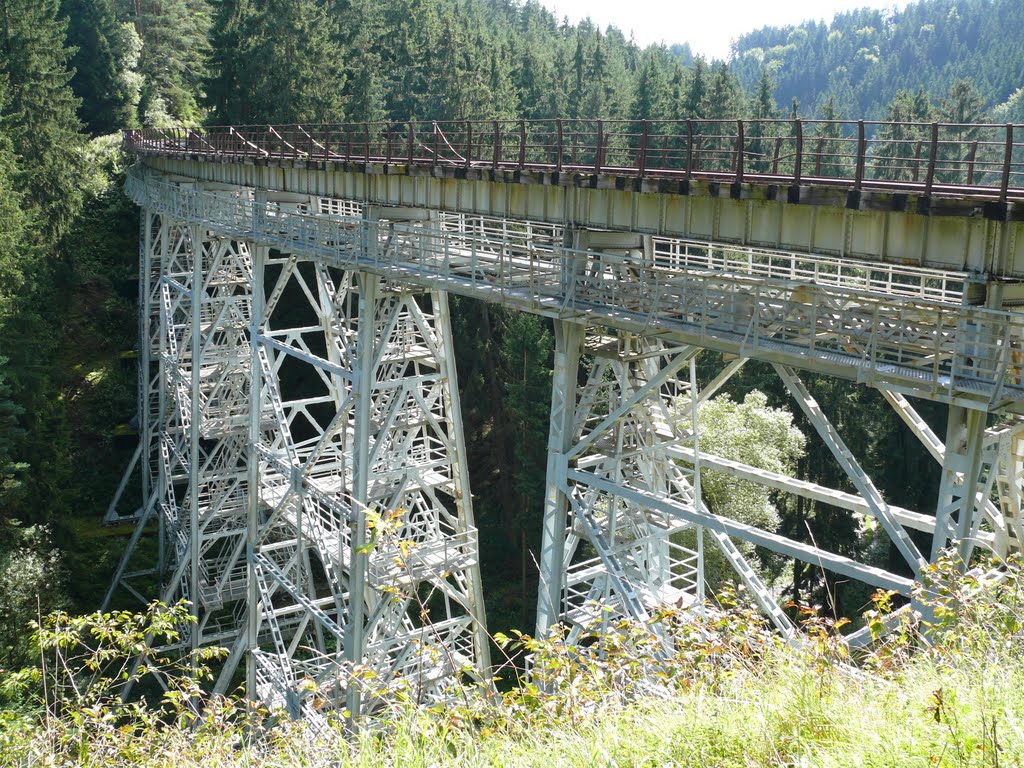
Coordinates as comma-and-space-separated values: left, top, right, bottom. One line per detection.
333, 0, 386, 123
683, 57, 707, 118
0, 79, 31, 306
630, 50, 669, 121
568, 32, 586, 118
0, 0, 85, 243
875, 88, 933, 182
205, 0, 250, 124
748, 67, 779, 173
234, 0, 347, 124
61, 0, 137, 134
937, 78, 988, 184
813, 94, 850, 179
130, 0, 212, 124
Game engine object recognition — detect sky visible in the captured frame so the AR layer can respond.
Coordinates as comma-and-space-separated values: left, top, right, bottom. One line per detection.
539, 0, 914, 61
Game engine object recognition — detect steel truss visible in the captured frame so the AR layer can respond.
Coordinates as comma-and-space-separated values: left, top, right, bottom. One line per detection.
245, 201, 488, 720
107, 170, 1024, 720
105, 206, 255, 659
105, 191, 489, 719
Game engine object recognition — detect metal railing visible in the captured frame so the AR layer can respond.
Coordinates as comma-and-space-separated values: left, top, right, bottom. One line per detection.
127, 169, 1024, 405
124, 118, 1024, 201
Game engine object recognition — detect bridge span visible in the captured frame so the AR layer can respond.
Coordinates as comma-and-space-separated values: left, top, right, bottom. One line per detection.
106, 119, 1024, 721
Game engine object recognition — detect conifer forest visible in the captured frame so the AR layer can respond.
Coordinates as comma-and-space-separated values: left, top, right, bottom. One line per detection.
2, 0, 1024, 764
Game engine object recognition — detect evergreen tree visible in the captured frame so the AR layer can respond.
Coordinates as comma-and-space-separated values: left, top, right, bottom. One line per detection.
702, 62, 743, 172
683, 57, 707, 118
129, 0, 212, 124
0, 0, 86, 244
61, 0, 137, 134
630, 49, 669, 121
937, 78, 988, 183
0, 79, 31, 313
204, 0, 250, 124
333, 0, 386, 123
233, 0, 347, 124
875, 87, 934, 182
813, 94, 851, 179
748, 67, 779, 173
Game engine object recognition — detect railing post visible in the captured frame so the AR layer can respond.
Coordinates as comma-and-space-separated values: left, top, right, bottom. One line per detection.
555, 119, 563, 173
518, 120, 527, 169
685, 119, 693, 181
735, 119, 745, 184
493, 120, 501, 171
433, 124, 440, 166
924, 122, 939, 197
363, 124, 370, 162
793, 119, 803, 184
1001, 124, 1014, 204
407, 122, 415, 166
966, 140, 978, 186
638, 119, 648, 178
595, 120, 604, 174
854, 120, 866, 190
465, 121, 472, 170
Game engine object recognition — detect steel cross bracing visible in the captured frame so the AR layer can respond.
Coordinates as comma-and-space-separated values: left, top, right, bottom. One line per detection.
106, 165, 1024, 720
243, 208, 489, 718
105, 194, 490, 719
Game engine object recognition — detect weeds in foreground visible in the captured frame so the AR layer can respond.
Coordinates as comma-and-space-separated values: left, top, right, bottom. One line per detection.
2, 553, 1024, 767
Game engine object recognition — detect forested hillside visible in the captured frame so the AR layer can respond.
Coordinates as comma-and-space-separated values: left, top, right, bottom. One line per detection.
0, 0, 1018, 672
730, 0, 1024, 120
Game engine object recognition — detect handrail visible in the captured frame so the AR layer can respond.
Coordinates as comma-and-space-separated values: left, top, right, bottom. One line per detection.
119, 117, 1024, 201
123, 118, 1024, 202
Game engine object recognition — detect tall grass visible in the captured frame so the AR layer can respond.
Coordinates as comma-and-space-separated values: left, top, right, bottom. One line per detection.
3, 555, 1023, 767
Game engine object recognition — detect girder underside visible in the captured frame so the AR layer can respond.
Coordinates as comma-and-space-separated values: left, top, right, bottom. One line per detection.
126, 169, 1024, 412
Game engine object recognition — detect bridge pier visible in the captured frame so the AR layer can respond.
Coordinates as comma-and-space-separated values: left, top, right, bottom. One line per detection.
104, 204, 257, 675
242, 199, 488, 720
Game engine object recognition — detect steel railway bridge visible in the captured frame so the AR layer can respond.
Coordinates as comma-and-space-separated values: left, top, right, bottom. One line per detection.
104, 117, 1024, 721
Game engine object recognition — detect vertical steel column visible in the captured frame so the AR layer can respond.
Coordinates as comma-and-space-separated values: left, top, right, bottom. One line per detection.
933, 405, 988, 563
345, 271, 381, 721
189, 224, 204, 651
435, 288, 491, 673
245, 241, 267, 699
536, 319, 584, 638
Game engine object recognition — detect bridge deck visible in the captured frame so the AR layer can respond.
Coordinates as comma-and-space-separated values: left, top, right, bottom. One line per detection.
127, 120, 1024, 278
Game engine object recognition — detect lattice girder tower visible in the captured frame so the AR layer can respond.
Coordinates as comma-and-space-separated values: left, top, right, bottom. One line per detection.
106, 186, 490, 718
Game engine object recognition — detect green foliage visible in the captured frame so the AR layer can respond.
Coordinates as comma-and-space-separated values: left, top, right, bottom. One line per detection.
499, 313, 552, 537
732, 0, 1024, 120
211, 0, 347, 124
61, 0, 139, 135
7, 562, 1024, 766
0, 0, 86, 244
129, 0, 212, 125
682, 390, 806, 590
0, 524, 65, 670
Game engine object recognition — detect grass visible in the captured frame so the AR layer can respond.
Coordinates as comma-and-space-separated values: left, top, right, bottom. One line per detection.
3, 560, 1024, 767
